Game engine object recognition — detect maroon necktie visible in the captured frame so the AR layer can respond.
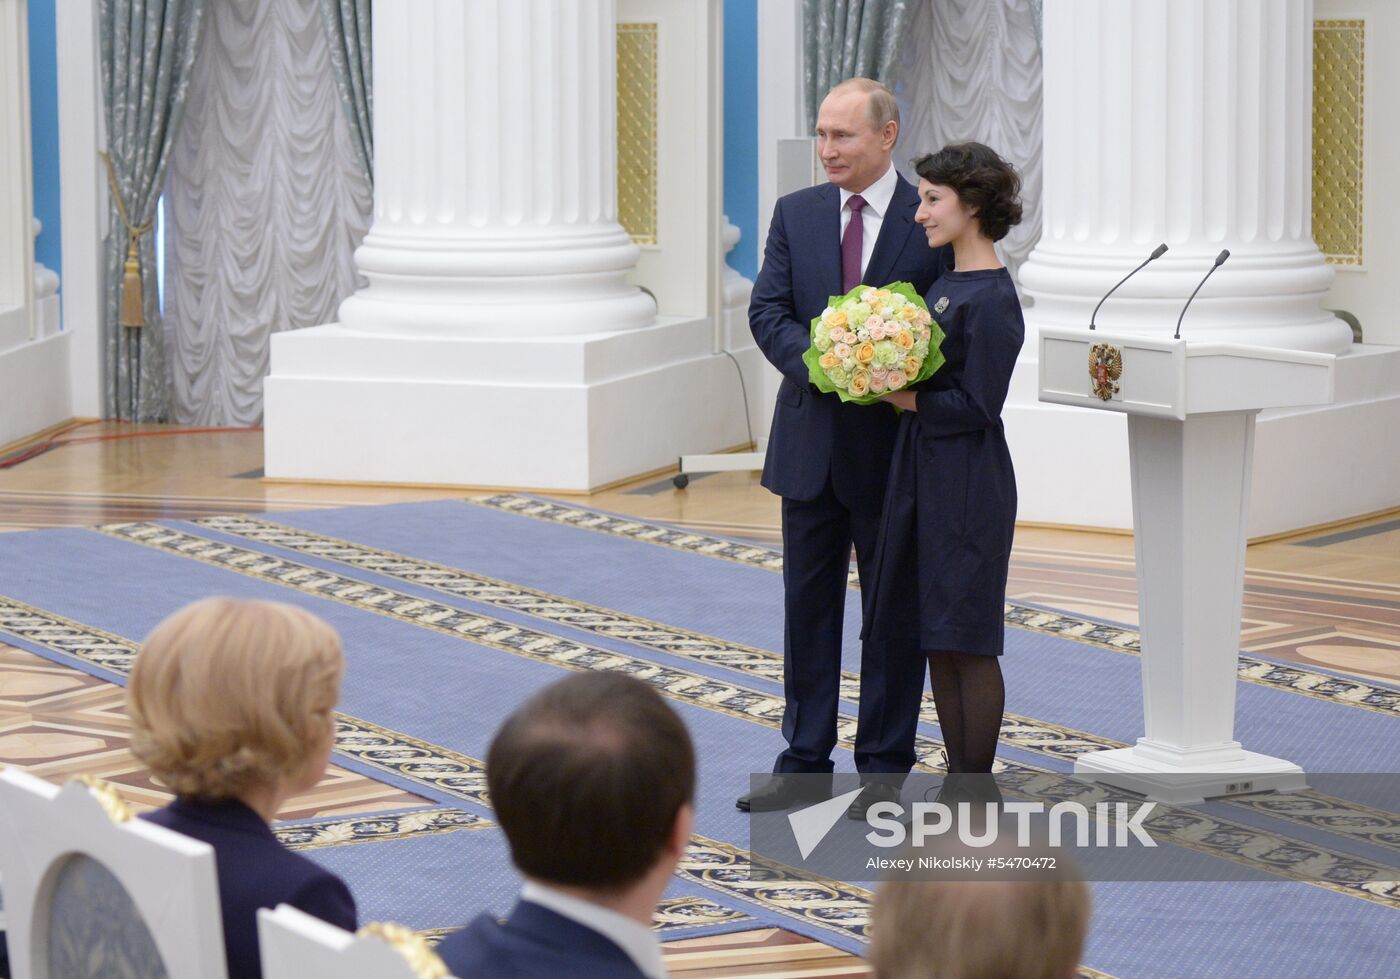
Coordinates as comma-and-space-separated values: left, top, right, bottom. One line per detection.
841, 194, 868, 293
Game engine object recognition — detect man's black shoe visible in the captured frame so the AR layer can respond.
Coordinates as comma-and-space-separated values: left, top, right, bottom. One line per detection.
736, 774, 832, 813
846, 780, 902, 820
936, 773, 1003, 808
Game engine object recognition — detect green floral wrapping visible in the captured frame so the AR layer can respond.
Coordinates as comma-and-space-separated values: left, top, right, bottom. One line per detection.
802, 282, 946, 404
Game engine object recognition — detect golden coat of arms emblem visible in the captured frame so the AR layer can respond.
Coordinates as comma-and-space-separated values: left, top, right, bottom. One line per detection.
1088, 342, 1123, 401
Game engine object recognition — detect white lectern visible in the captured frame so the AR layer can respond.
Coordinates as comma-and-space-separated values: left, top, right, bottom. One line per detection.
1039, 328, 1336, 803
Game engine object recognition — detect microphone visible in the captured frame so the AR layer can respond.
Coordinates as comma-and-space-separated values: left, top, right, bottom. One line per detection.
1090, 243, 1168, 330
1174, 249, 1230, 340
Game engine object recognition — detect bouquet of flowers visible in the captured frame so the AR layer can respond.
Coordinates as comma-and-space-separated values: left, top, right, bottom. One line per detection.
802, 282, 945, 403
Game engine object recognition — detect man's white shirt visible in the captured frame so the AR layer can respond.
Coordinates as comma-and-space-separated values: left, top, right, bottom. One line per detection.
838, 163, 898, 281
520, 881, 667, 979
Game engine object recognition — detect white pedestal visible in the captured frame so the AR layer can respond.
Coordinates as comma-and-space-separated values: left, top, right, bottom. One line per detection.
1073, 745, 1307, 805
1040, 328, 1334, 803
265, 318, 755, 490
1078, 409, 1307, 803
1006, 343, 1400, 536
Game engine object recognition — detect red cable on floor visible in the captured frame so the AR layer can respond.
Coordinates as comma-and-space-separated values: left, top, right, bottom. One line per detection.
0, 419, 103, 469
0, 424, 262, 470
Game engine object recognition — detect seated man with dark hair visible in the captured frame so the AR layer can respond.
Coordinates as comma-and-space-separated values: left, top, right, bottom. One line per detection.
436, 672, 696, 978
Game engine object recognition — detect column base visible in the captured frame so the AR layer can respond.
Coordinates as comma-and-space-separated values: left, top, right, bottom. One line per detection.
1074, 740, 1307, 804
0, 326, 71, 447
263, 317, 760, 491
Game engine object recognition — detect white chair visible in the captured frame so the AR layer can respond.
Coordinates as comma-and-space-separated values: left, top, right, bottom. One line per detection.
0, 768, 228, 979
258, 904, 455, 979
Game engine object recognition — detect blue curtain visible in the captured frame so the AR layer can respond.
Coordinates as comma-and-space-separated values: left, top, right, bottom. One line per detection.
98, 0, 206, 420
318, 0, 373, 185
803, 0, 914, 129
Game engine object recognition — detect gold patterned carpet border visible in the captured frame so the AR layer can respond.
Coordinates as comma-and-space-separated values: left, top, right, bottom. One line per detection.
0, 594, 882, 946
72, 524, 1400, 896
274, 806, 494, 850
260, 808, 756, 935
651, 897, 758, 933
5, 592, 1394, 979
3, 563, 1397, 914
186, 513, 1400, 857
470, 494, 1400, 718
411, 896, 756, 943
190, 514, 1122, 762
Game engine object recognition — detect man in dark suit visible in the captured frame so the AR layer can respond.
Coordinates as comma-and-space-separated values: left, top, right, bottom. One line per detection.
436, 673, 694, 978
740, 78, 952, 818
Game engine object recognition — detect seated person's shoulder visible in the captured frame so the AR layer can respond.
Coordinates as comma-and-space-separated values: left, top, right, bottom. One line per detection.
284, 854, 357, 929
144, 802, 356, 929
434, 913, 507, 974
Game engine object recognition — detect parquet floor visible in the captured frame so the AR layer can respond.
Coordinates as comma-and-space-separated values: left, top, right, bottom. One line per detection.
0, 420, 1395, 976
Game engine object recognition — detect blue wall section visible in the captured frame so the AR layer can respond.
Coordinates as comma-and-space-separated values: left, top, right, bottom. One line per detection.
28, 0, 61, 280
722, 0, 759, 281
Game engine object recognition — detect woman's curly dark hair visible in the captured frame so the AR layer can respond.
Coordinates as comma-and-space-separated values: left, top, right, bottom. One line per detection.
913, 142, 1023, 242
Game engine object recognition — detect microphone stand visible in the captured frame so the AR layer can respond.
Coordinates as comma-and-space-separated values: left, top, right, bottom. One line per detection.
1174, 250, 1231, 340
1090, 243, 1169, 330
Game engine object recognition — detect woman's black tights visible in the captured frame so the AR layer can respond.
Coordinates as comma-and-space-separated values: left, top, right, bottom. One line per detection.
926, 650, 1004, 773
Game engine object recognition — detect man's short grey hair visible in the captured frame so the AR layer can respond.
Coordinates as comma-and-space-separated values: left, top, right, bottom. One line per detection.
827, 77, 900, 130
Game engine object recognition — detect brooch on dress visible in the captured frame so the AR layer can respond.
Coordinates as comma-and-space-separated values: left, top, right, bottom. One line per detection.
933, 296, 949, 314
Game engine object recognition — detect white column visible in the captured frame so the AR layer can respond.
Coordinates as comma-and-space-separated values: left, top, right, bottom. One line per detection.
266, 0, 747, 489
0, 0, 35, 332
720, 214, 774, 445
1019, 0, 1351, 354
56, 0, 104, 416
336, 0, 655, 337
0, 0, 71, 449
757, 0, 805, 246
675, 217, 770, 475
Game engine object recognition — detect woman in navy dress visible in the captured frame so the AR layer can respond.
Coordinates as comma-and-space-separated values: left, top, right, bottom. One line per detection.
865, 142, 1024, 786
129, 597, 357, 979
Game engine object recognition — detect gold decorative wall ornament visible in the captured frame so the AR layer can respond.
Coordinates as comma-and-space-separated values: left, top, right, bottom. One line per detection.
1089, 343, 1123, 401
1313, 20, 1364, 266
616, 23, 659, 245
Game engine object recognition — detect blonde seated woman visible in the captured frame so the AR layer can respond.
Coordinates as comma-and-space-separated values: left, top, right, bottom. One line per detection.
870, 840, 1090, 979
129, 597, 357, 979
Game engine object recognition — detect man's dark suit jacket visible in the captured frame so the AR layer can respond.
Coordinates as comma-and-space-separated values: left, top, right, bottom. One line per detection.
143, 797, 356, 979
436, 900, 650, 979
749, 174, 952, 503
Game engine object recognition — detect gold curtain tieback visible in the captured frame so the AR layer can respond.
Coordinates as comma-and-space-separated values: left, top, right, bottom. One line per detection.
100, 151, 154, 330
